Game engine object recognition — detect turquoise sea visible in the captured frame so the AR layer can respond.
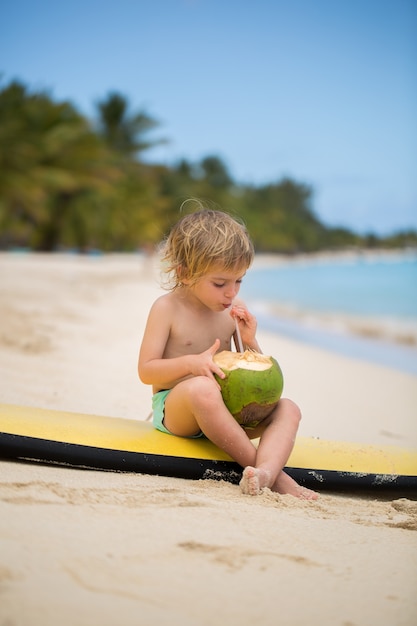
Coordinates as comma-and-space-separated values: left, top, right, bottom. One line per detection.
242, 252, 417, 375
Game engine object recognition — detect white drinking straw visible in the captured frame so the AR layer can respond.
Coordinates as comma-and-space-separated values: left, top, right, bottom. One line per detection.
235, 317, 244, 353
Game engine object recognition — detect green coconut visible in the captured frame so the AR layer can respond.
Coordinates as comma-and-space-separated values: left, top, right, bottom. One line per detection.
214, 350, 284, 426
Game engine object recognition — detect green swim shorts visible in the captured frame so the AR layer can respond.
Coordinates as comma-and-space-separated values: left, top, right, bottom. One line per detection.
152, 389, 205, 438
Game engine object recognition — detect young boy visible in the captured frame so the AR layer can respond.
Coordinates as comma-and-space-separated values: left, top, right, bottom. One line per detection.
138, 208, 318, 500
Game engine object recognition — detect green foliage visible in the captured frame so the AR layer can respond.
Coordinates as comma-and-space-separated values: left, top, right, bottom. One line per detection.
96, 91, 167, 159
236, 180, 326, 253
0, 80, 120, 250
0, 79, 414, 253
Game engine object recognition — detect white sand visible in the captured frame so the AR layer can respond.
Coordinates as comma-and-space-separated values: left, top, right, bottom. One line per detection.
1, 252, 416, 626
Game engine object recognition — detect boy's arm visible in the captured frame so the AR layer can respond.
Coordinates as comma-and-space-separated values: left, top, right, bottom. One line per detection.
138, 297, 188, 387
231, 301, 261, 352
138, 297, 224, 388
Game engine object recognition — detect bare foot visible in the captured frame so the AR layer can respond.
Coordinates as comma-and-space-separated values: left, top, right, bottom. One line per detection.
273, 471, 319, 500
239, 466, 272, 496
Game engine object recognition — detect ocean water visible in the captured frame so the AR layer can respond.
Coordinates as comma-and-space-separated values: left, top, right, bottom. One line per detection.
242, 252, 417, 375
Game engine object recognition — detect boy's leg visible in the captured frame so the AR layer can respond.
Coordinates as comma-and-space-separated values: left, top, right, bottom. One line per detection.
251, 399, 301, 479
240, 399, 318, 499
164, 376, 258, 466
165, 381, 318, 500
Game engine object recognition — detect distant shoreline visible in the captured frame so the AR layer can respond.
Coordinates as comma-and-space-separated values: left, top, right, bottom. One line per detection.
2, 249, 416, 371
258, 300, 417, 347
247, 250, 417, 374
251, 247, 417, 270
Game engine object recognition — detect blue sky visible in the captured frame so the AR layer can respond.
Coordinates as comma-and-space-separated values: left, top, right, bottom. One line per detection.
2, 0, 416, 235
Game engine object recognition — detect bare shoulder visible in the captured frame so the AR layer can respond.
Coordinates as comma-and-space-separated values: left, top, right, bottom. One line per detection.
144, 293, 178, 332
149, 292, 177, 314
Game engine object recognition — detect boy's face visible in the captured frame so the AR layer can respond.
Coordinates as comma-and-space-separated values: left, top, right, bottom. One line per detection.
185, 265, 246, 312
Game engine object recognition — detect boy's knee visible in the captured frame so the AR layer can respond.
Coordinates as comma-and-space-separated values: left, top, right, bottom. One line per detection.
187, 376, 221, 403
281, 398, 302, 424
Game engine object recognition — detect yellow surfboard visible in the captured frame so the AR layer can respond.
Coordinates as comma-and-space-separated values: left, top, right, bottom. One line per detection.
1, 404, 416, 490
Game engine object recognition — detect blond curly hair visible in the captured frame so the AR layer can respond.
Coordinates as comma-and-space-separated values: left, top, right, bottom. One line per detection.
160, 207, 254, 290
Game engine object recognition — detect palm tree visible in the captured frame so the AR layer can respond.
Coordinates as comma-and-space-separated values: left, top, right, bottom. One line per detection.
96, 92, 167, 160
0, 80, 119, 250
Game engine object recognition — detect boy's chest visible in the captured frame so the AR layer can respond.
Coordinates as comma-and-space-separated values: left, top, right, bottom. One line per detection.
170, 309, 234, 353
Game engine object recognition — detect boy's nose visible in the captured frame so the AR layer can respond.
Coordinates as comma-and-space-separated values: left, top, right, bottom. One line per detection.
225, 285, 238, 298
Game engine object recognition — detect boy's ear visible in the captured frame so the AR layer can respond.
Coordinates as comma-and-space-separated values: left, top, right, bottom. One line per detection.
177, 264, 191, 285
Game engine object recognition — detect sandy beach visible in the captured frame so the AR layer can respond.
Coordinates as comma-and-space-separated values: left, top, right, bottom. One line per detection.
1, 252, 416, 626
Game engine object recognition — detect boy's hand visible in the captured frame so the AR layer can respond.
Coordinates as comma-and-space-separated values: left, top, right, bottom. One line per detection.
231, 305, 257, 347
190, 339, 225, 387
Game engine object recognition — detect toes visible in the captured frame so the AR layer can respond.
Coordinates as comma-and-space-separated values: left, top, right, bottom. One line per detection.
298, 488, 319, 501
239, 467, 261, 496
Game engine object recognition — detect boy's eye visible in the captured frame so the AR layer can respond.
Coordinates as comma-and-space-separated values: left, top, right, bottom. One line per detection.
213, 279, 243, 288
